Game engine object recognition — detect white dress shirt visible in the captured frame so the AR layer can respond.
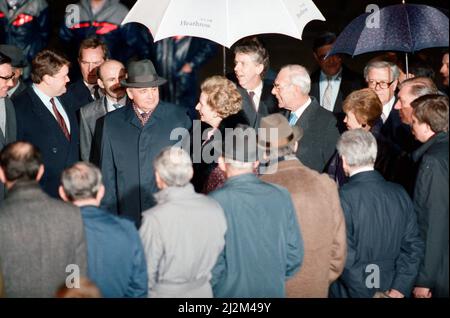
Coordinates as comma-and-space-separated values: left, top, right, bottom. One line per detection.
289, 97, 312, 125
382, 96, 396, 123
319, 69, 342, 112
32, 84, 71, 133
247, 81, 263, 112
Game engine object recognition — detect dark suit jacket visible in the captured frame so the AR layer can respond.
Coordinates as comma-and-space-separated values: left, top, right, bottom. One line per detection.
238, 80, 279, 128
8, 81, 27, 99
13, 87, 80, 197
0, 181, 87, 298
0, 97, 17, 202
310, 66, 365, 132
329, 171, 424, 298
100, 102, 191, 227
61, 79, 94, 112
290, 97, 340, 173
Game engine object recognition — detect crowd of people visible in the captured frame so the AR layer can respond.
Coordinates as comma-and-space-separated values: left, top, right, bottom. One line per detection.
0, 0, 449, 299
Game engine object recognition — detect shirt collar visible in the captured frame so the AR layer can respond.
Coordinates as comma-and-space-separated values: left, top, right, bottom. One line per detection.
292, 97, 312, 118
247, 81, 263, 98
32, 84, 53, 105
320, 68, 342, 81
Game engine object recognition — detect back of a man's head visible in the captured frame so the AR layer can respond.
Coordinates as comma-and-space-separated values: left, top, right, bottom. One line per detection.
0, 142, 42, 183
61, 162, 102, 202
337, 129, 378, 169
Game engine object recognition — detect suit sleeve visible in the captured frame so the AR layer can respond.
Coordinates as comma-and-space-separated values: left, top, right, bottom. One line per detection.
285, 193, 303, 278
99, 119, 118, 214
414, 157, 446, 289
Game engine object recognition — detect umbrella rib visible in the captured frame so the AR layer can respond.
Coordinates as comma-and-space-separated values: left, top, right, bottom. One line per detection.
403, 5, 414, 53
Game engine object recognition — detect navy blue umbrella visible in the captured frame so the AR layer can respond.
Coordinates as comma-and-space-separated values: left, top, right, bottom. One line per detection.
328, 3, 449, 58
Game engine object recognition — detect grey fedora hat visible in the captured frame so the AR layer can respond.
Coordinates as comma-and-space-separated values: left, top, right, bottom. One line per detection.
121, 59, 167, 88
222, 125, 259, 163
258, 113, 303, 149
0, 44, 27, 68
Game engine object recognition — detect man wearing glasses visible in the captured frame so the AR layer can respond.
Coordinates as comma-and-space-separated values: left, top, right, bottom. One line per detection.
0, 53, 17, 203
364, 59, 400, 125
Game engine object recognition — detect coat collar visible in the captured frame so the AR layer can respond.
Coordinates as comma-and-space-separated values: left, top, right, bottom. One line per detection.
154, 183, 197, 204
412, 132, 449, 162
347, 170, 384, 184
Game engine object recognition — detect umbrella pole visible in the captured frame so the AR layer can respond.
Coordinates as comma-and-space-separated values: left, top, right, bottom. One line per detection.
405, 52, 409, 78
223, 46, 226, 76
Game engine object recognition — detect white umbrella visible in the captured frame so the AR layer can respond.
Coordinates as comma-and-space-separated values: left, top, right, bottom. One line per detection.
122, 0, 325, 73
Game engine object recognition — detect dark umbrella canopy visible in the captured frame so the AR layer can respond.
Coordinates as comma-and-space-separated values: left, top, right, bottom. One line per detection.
328, 4, 449, 57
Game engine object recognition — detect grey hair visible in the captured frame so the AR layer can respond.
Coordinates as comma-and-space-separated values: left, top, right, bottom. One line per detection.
281, 64, 311, 94
364, 60, 400, 81
223, 157, 255, 170
153, 147, 193, 187
337, 129, 378, 168
61, 162, 102, 201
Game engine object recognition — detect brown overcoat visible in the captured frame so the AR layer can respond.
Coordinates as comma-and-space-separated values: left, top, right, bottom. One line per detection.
261, 158, 347, 297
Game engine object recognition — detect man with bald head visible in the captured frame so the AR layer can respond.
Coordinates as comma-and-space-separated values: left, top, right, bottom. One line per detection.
272, 64, 339, 172
80, 59, 126, 163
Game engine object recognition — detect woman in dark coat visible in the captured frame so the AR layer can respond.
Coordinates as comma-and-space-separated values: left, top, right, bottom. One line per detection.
327, 88, 395, 186
410, 94, 449, 298
190, 75, 249, 193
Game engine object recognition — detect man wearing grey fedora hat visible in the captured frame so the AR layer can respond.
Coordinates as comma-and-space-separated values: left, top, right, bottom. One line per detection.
0, 44, 27, 98
100, 59, 191, 227
259, 113, 346, 298
208, 126, 303, 298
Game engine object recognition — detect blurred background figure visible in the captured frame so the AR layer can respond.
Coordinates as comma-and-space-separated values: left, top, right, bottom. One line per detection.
59, 0, 151, 68
410, 94, 449, 298
310, 31, 365, 132
0, 44, 27, 97
0, 0, 50, 81
139, 147, 226, 298
154, 36, 217, 120
55, 277, 102, 298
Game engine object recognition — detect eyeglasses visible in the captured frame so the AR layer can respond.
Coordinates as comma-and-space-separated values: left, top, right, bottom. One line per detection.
367, 79, 395, 89
0, 73, 15, 81
273, 82, 292, 91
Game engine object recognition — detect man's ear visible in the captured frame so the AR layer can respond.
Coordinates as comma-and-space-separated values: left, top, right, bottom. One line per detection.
97, 78, 105, 90
0, 167, 6, 184
36, 164, 44, 182
58, 185, 69, 202
96, 184, 105, 202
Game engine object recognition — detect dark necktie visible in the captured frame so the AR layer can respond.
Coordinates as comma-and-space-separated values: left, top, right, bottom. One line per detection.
92, 85, 101, 100
50, 98, 70, 141
248, 91, 257, 111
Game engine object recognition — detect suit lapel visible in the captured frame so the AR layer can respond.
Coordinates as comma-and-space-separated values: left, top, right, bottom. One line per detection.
4, 98, 17, 144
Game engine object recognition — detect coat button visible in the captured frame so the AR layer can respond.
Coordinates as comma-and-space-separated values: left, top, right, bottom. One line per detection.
52, 147, 57, 154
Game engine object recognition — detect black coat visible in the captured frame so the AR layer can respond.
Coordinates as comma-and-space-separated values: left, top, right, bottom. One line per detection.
13, 87, 80, 198
289, 97, 340, 173
330, 171, 424, 298
412, 132, 449, 297
100, 102, 191, 227
191, 111, 249, 193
